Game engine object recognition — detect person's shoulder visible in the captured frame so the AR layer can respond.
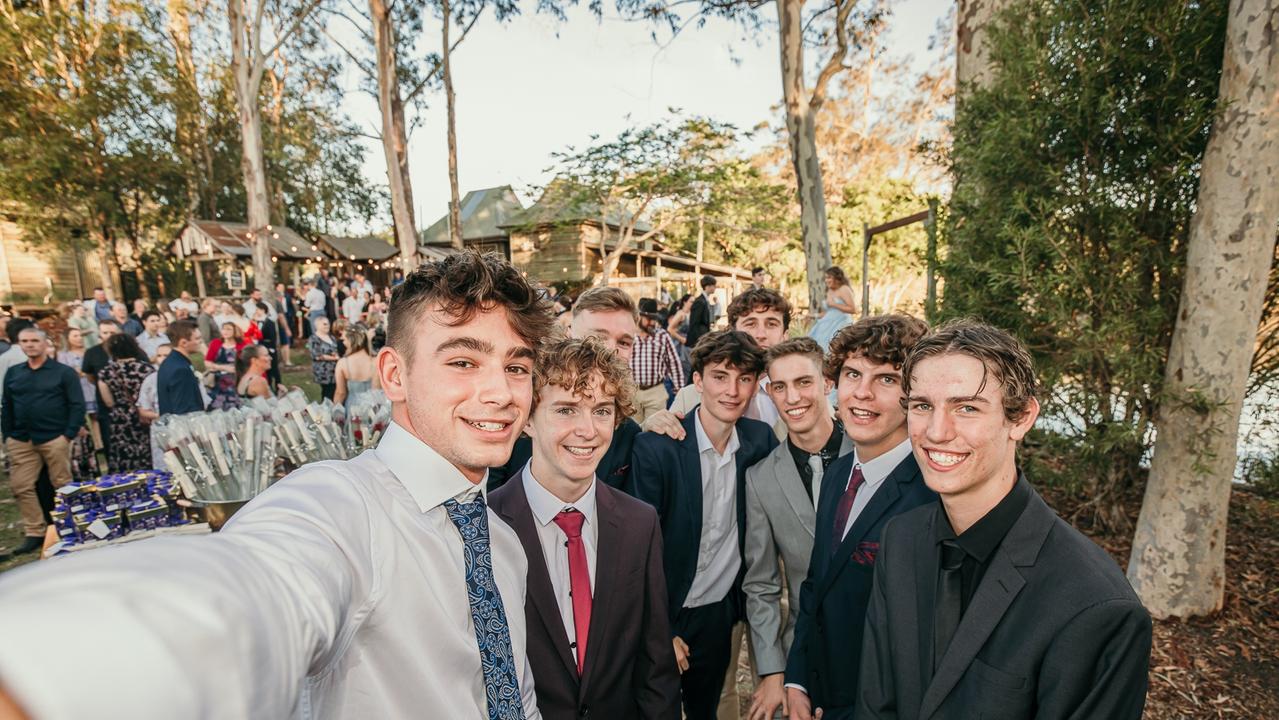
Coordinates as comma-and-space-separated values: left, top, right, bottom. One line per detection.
1037, 511, 1142, 604
599, 482, 660, 524
633, 428, 680, 456
882, 501, 936, 545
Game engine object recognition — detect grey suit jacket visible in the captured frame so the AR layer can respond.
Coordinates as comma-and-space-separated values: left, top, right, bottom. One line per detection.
742, 432, 853, 675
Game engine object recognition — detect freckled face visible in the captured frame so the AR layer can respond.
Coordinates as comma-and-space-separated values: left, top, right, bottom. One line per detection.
526, 375, 618, 487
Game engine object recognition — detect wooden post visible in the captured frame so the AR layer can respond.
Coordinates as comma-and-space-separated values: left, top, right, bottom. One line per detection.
861, 222, 871, 317
926, 198, 938, 319
695, 218, 705, 287
194, 258, 207, 297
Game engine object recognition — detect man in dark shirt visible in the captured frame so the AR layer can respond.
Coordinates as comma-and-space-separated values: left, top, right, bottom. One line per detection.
157, 319, 207, 416
857, 320, 1151, 719
81, 319, 118, 456
2, 327, 85, 555
742, 337, 853, 719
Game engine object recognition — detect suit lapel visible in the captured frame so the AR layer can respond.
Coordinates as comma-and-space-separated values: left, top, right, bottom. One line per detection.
815, 457, 917, 602
680, 412, 704, 558
917, 484, 1053, 720
496, 481, 580, 682
579, 485, 620, 694
774, 443, 816, 537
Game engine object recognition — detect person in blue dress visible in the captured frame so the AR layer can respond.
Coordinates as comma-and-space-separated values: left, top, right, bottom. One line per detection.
807, 265, 857, 350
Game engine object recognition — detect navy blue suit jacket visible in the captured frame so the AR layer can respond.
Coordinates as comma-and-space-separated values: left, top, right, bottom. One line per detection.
157, 351, 205, 416
784, 449, 935, 710
626, 408, 778, 622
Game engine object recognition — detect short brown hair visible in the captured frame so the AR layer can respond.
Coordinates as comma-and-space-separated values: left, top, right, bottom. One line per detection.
387, 251, 553, 363
572, 286, 638, 322
690, 330, 766, 376
765, 336, 824, 372
167, 318, 199, 346
825, 314, 929, 385
533, 336, 636, 425
727, 288, 792, 331
902, 319, 1038, 423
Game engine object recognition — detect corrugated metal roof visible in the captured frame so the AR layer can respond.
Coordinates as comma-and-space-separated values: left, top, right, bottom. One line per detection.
419, 186, 525, 247
320, 234, 400, 261
175, 220, 315, 260
500, 180, 654, 235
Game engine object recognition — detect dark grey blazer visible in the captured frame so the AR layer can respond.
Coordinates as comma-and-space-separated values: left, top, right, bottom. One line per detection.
855, 479, 1153, 720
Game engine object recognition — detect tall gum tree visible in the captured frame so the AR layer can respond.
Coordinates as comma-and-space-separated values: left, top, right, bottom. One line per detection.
1127, 0, 1279, 618
227, 0, 323, 296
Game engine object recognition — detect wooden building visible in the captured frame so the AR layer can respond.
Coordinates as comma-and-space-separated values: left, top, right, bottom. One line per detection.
419, 186, 525, 259
0, 214, 107, 308
173, 220, 321, 295
315, 234, 400, 287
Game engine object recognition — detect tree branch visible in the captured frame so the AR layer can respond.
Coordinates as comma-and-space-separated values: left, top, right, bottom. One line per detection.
403, 8, 481, 104
809, 0, 853, 108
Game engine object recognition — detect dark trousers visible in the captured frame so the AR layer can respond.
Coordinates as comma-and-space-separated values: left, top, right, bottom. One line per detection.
320, 382, 335, 401
673, 595, 736, 720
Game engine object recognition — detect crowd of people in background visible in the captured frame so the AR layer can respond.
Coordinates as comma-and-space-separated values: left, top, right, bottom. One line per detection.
0, 268, 399, 557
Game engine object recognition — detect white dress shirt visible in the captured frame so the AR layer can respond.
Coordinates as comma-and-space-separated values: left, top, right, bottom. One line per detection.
747, 376, 780, 427
839, 437, 914, 540
136, 331, 170, 360
521, 464, 598, 645
305, 287, 327, 315
0, 421, 541, 720
683, 409, 742, 608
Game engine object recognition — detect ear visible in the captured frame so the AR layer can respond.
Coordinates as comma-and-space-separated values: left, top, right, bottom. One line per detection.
823, 377, 834, 395
377, 346, 407, 403
1009, 396, 1040, 442
692, 371, 704, 393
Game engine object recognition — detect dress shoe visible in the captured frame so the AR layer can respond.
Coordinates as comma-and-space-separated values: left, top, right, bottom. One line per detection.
9, 536, 44, 556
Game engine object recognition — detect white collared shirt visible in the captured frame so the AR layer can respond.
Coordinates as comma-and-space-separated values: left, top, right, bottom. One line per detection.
521, 464, 598, 646
0, 421, 541, 720
684, 409, 742, 608
746, 375, 780, 427
839, 437, 914, 541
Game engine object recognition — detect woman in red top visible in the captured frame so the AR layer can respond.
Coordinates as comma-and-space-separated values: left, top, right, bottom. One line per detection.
205, 322, 248, 409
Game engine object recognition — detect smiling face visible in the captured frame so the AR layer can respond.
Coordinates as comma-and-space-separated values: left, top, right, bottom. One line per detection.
570, 309, 637, 365
526, 374, 617, 487
379, 305, 534, 484
835, 352, 908, 461
734, 307, 786, 350
906, 353, 1038, 505
766, 353, 832, 436
694, 360, 759, 426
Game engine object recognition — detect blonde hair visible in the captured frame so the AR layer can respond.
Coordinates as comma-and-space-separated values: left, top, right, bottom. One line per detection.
533, 336, 636, 425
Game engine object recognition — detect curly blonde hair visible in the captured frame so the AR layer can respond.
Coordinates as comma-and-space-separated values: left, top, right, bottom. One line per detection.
533, 336, 636, 425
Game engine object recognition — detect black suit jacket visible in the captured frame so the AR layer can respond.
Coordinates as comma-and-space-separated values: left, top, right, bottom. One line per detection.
489, 477, 680, 720
784, 451, 935, 710
490, 418, 641, 492
626, 409, 778, 621
856, 478, 1152, 720
685, 295, 712, 350
157, 351, 205, 415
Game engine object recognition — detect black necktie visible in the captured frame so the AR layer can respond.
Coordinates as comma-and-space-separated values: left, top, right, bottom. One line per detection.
933, 540, 966, 673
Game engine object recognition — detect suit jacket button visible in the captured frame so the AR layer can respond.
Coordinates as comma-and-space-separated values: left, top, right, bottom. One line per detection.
579, 705, 590, 719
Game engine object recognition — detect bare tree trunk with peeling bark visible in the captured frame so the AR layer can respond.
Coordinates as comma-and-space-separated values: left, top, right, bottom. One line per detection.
1127, 0, 1279, 619
956, 0, 1007, 90
370, 0, 419, 270
442, 0, 463, 250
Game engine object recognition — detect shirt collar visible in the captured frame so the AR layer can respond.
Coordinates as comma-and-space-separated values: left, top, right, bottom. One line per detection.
375, 420, 487, 513
521, 462, 597, 529
936, 474, 1031, 562
853, 437, 914, 487
694, 407, 740, 459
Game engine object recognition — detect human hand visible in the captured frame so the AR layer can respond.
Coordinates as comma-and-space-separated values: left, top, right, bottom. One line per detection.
672, 636, 691, 674
749, 674, 788, 720
787, 687, 818, 720
642, 410, 686, 440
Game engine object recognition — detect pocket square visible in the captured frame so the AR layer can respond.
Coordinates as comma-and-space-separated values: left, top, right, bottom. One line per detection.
851, 541, 879, 566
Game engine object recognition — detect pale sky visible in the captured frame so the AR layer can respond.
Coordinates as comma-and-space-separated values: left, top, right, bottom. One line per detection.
339, 0, 952, 234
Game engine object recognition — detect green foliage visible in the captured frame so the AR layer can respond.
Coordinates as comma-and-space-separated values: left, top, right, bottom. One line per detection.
940, 0, 1228, 500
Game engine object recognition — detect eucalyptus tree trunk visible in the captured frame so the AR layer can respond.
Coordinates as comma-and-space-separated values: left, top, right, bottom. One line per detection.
228, 0, 274, 294
1127, 0, 1279, 619
441, 0, 464, 250
778, 0, 830, 315
370, 0, 419, 270
956, 0, 1007, 90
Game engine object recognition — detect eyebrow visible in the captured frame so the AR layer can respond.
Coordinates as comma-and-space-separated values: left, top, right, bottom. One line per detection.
435, 337, 534, 361
906, 394, 990, 405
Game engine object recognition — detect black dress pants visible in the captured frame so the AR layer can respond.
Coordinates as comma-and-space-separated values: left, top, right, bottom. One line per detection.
672, 595, 736, 720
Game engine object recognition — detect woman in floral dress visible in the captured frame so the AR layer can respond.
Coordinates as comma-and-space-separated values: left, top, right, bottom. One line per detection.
307, 316, 340, 401
97, 333, 156, 472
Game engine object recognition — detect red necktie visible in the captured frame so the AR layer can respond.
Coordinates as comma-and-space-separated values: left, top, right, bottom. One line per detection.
552, 509, 592, 674
831, 466, 866, 550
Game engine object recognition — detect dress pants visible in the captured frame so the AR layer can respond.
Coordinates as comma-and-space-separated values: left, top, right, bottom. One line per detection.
673, 596, 737, 720
6, 437, 72, 537
633, 384, 669, 426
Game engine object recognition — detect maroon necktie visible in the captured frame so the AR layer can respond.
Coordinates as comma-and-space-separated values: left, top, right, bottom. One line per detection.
552, 509, 592, 674
831, 466, 866, 550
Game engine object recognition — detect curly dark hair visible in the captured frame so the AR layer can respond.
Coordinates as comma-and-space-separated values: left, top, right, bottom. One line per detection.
387, 251, 554, 364
902, 319, 1038, 423
690, 330, 766, 376
825, 265, 850, 288
105, 332, 151, 363
726, 287, 792, 331
533, 336, 636, 426
824, 314, 929, 385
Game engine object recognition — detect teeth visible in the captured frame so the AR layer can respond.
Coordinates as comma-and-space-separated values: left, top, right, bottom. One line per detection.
928, 451, 966, 467
470, 421, 507, 432
785, 408, 807, 417
849, 409, 876, 418
565, 447, 593, 457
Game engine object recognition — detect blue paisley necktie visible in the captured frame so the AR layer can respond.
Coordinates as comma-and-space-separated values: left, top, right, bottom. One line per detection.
443, 495, 526, 720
